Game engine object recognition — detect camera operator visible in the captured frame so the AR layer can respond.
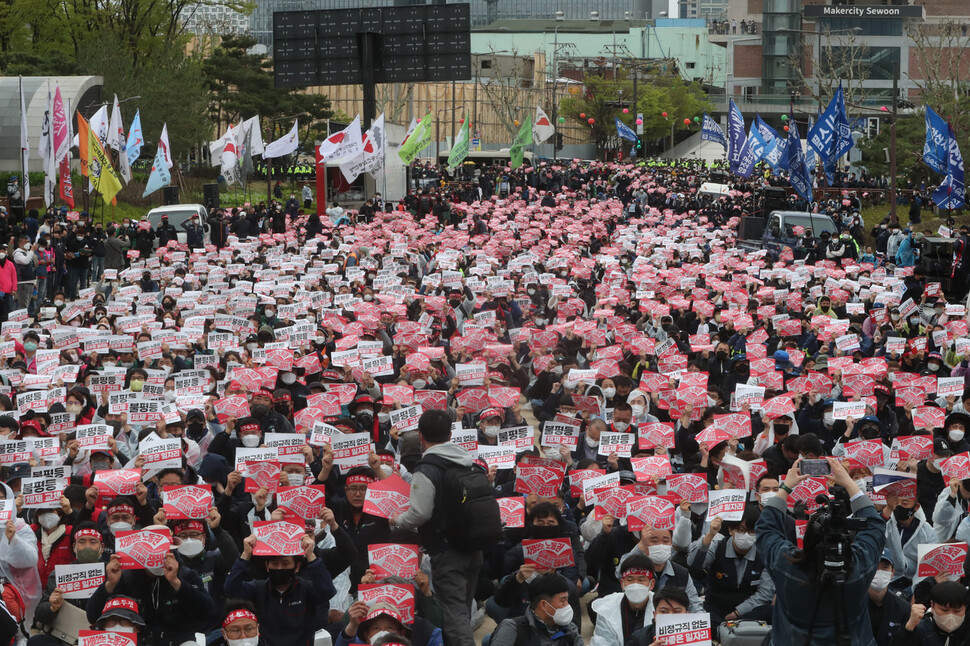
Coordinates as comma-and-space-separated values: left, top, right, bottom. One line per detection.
756, 457, 887, 646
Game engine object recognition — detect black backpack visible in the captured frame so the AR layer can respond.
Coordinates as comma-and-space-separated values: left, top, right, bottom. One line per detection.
419, 454, 502, 552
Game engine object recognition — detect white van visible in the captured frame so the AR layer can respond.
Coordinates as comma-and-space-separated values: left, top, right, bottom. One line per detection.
145, 204, 209, 246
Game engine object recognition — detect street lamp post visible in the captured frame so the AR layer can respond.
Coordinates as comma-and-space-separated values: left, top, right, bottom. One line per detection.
551, 11, 565, 160
436, 104, 466, 167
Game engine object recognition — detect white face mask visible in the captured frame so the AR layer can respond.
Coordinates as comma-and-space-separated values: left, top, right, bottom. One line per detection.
585, 435, 599, 448
378, 412, 391, 424
177, 538, 204, 558
164, 391, 177, 403
543, 447, 561, 461
623, 583, 651, 605
241, 434, 261, 448
287, 473, 304, 487
823, 412, 835, 426
106, 625, 136, 634
869, 569, 892, 591
368, 632, 391, 646
950, 430, 965, 443
759, 491, 776, 503
563, 379, 578, 390
648, 544, 671, 564
146, 566, 165, 577
613, 421, 630, 432
936, 612, 965, 633
733, 532, 756, 551
483, 425, 500, 439
38, 512, 60, 530
602, 387, 616, 399
631, 404, 645, 418
854, 479, 868, 492
281, 372, 296, 385
933, 458, 947, 470
546, 602, 574, 627
411, 379, 427, 390
109, 521, 133, 534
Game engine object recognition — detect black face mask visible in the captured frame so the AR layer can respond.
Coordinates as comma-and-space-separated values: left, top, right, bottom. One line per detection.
716, 351, 728, 361
860, 426, 880, 440
357, 411, 374, 424
892, 505, 916, 522
449, 299, 461, 308
774, 424, 790, 436
529, 524, 561, 539
186, 422, 206, 440
250, 404, 270, 419
274, 405, 291, 416
267, 568, 296, 587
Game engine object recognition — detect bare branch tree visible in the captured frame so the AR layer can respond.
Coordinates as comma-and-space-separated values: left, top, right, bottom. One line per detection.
477, 47, 528, 140
906, 19, 970, 135
787, 26, 871, 107
375, 83, 414, 125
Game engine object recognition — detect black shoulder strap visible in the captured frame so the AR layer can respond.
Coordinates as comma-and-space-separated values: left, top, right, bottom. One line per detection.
513, 614, 531, 646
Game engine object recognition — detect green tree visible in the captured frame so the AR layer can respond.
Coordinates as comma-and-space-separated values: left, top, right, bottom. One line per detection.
560, 68, 712, 149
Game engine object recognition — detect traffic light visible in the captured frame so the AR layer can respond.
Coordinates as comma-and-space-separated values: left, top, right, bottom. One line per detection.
635, 136, 643, 157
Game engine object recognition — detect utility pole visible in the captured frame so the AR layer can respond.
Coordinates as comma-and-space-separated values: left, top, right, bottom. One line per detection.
889, 63, 899, 226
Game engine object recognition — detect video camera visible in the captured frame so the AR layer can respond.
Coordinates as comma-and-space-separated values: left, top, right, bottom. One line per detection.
810, 485, 868, 583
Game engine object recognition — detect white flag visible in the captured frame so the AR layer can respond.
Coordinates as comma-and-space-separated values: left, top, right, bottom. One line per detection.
19, 76, 29, 202
363, 114, 386, 175
90, 105, 109, 148
220, 126, 239, 186
319, 116, 362, 163
263, 119, 300, 159
402, 117, 418, 145
242, 116, 264, 156
159, 123, 173, 169
107, 95, 123, 151
533, 106, 555, 144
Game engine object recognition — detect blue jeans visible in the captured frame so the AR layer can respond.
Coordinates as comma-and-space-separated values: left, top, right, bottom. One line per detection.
90, 256, 104, 283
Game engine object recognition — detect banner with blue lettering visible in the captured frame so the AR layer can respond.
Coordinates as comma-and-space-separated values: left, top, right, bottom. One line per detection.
728, 100, 746, 171
701, 113, 727, 150
934, 122, 965, 210
615, 117, 638, 143
736, 126, 766, 178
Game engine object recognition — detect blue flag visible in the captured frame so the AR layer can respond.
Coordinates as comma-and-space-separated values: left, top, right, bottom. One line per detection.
701, 113, 727, 150
736, 126, 766, 178
924, 106, 949, 174
126, 109, 144, 167
787, 119, 812, 204
728, 100, 746, 170
934, 122, 965, 210
615, 118, 638, 143
805, 115, 817, 171
832, 84, 853, 160
142, 146, 171, 197
755, 116, 788, 172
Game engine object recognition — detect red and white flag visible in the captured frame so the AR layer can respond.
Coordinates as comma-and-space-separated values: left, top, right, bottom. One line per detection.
319, 116, 362, 163
533, 106, 555, 144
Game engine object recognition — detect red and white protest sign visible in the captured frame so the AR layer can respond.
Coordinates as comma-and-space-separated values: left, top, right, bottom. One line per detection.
631, 456, 672, 481
522, 538, 575, 569
276, 486, 328, 519
515, 463, 566, 497
162, 485, 212, 520
331, 433, 372, 467
707, 489, 747, 521
942, 452, 970, 481
913, 406, 945, 430
362, 475, 411, 519
666, 473, 710, 503
787, 477, 829, 514
368, 543, 420, 579
94, 469, 140, 498
78, 631, 137, 646
894, 435, 934, 462
55, 562, 105, 599
844, 440, 887, 469
358, 583, 416, 624
245, 460, 281, 493
638, 422, 676, 449
626, 496, 676, 531
497, 497, 525, 528
832, 401, 866, 420
253, 521, 305, 557
917, 543, 969, 578
115, 528, 172, 570
654, 612, 712, 646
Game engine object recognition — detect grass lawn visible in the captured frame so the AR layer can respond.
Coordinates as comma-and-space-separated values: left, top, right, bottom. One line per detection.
860, 203, 968, 245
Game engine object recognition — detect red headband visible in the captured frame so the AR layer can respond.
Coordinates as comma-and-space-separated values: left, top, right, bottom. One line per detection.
346, 475, 375, 486
176, 521, 205, 534
240, 423, 260, 433
107, 504, 135, 517
379, 454, 395, 465
274, 392, 292, 403
622, 568, 655, 580
74, 529, 102, 543
223, 609, 258, 628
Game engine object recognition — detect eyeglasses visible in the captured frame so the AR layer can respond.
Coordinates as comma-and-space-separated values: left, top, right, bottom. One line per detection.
224, 624, 258, 638
345, 485, 368, 494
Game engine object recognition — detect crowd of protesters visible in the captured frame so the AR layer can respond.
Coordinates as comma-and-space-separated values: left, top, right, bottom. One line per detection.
0, 157, 965, 646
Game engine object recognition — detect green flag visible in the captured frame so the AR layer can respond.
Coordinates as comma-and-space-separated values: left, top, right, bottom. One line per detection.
509, 115, 532, 169
447, 119, 470, 171
398, 113, 433, 165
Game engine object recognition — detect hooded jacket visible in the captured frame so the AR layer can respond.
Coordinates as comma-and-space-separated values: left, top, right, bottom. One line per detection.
589, 591, 654, 646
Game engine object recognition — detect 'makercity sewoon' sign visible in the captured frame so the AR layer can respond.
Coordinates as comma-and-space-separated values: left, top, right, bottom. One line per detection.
803, 5, 924, 18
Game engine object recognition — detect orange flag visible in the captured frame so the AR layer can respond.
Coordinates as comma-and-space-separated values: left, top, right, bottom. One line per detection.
77, 113, 90, 177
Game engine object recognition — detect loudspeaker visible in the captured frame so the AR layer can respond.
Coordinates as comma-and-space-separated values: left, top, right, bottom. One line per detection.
739, 216, 766, 241
203, 183, 220, 209
163, 186, 179, 205
762, 187, 787, 214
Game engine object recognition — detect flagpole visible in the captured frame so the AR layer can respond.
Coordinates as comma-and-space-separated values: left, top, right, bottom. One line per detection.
20, 75, 28, 221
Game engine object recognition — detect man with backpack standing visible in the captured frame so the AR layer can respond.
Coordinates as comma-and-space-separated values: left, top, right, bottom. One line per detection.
392, 409, 501, 646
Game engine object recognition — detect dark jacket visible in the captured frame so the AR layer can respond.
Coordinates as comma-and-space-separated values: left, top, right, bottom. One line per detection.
890, 613, 970, 646
223, 556, 336, 646
868, 591, 910, 646
86, 567, 215, 646
756, 493, 886, 645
